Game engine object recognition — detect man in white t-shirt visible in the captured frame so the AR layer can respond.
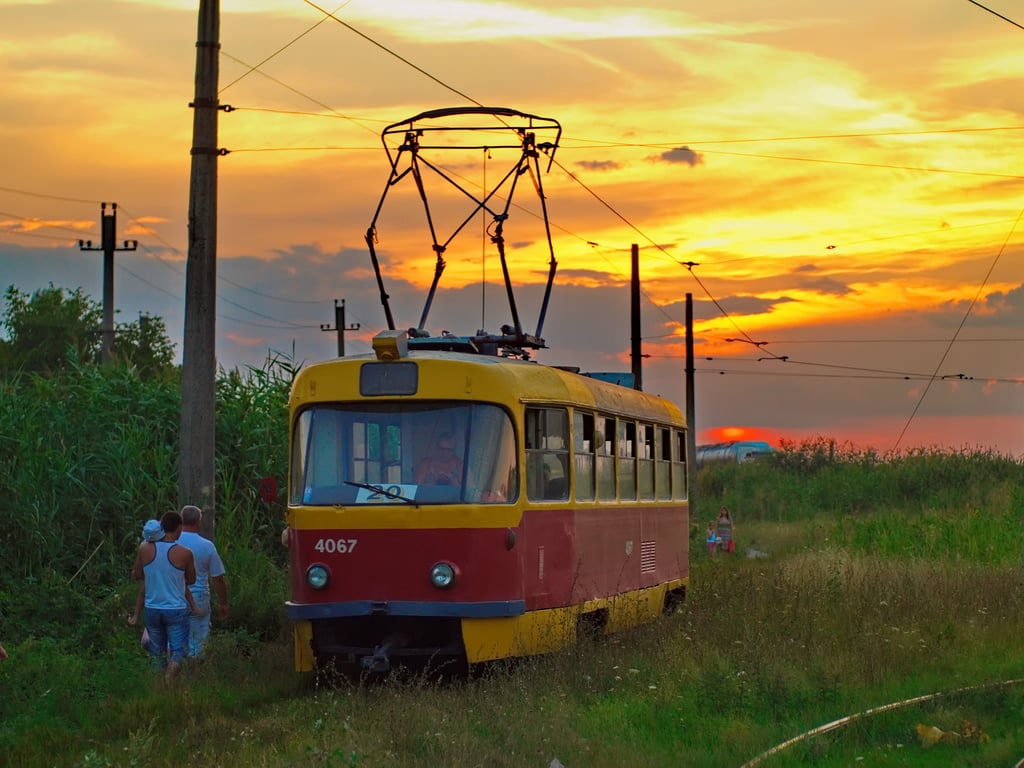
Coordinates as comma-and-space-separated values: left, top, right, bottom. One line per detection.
178, 505, 229, 656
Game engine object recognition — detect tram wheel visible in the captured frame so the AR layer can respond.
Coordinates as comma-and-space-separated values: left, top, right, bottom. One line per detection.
663, 586, 687, 614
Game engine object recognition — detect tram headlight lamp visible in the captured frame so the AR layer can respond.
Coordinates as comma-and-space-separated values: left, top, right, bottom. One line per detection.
429, 562, 456, 589
306, 564, 330, 590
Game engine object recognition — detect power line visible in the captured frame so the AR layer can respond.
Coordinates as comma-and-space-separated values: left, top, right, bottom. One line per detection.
281, 2, 1018, 414
892, 204, 1024, 450
116, 206, 331, 307
5, 7, 1022, 437
559, 124, 1024, 147
966, 0, 1024, 31
0, 198, 329, 332
0, 228, 83, 243
300, 0, 483, 107
219, 51, 380, 137
220, 0, 356, 93
695, 147, 1024, 180
687, 366, 1024, 383
0, 185, 98, 205
704, 336, 1024, 344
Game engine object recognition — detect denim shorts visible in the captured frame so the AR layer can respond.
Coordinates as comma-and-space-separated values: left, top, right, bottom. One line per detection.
144, 607, 190, 667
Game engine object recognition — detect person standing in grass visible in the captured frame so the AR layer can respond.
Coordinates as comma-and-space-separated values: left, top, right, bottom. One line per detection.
705, 521, 718, 557
131, 510, 196, 678
129, 519, 168, 651
716, 506, 735, 554
178, 505, 228, 657
129, 519, 198, 652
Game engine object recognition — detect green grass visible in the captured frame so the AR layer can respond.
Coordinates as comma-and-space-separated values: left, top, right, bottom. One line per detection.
2, 373, 1024, 766
3, 528, 1023, 767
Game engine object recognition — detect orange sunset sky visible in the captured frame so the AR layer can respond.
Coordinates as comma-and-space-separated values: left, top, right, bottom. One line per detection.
1, 0, 1022, 455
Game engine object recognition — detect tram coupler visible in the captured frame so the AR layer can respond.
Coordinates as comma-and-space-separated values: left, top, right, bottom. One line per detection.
360, 634, 405, 672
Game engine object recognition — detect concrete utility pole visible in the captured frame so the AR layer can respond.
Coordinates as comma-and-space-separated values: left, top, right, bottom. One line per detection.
180, 0, 220, 540
320, 299, 361, 357
685, 293, 696, 497
630, 244, 643, 391
78, 203, 137, 364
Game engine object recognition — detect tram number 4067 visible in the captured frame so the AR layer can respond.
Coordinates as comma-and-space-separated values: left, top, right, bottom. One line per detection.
313, 538, 358, 554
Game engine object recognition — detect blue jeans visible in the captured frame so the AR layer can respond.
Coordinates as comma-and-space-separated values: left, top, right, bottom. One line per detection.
144, 607, 190, 668
188, 591, 211, 657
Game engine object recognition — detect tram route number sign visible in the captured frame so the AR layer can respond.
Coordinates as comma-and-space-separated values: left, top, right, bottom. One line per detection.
354, 484, 418, 503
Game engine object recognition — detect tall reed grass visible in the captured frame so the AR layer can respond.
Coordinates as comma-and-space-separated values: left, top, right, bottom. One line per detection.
0, 355, 294, 648
2, 391, 1023, 766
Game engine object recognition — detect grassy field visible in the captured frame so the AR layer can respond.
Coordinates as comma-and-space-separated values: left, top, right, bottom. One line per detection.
1, 362, 1022, 767
3, 460, 1023, 766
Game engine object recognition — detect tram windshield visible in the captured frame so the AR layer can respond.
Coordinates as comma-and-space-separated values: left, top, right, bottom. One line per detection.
291, 402, 518, 505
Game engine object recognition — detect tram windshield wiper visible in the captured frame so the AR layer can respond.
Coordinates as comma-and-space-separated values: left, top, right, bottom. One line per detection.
343, 480, 417, 504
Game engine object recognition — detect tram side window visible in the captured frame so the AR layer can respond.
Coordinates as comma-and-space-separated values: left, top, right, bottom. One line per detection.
525, 407, 570, 502
672, 429, 688, 500
573, 411, 596, 502
638, 422, 655, 500
290, 409, 316, 503
655, 426, 672, 500
291, 408, 343, 503
596, 416, 616, 501
618, 419, 637, 500
464, 406, 519, 504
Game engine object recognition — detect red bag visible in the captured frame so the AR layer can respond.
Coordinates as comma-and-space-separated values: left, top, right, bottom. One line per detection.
727, 540, 735, 553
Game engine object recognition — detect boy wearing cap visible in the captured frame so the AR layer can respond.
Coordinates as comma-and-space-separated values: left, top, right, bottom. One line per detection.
128, 520, 199, 647
128, 520, 166, 638
130, 511, 197, 678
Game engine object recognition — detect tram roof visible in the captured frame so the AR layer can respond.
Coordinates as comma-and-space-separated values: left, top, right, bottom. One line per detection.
296, 348, 684, 425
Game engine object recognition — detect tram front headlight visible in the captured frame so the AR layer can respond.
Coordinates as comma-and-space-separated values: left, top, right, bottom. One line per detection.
306, 564, 330, 590
429, 562, 456, 589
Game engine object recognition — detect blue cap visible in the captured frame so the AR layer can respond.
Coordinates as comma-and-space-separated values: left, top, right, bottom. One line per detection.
142, 519, 164, 542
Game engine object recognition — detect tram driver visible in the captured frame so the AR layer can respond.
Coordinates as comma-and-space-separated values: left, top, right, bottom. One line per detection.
414, 432, 465, 486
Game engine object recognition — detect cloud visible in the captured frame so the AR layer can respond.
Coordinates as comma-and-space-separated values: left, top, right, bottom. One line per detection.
716, 294, 796, 316
337, 2, 735, 44
983, 283, 1024, 313
797, 276, 853, 296
224, 332, 270, 348
575, 160, 622, 172
658, 146, 704, 166
557, 267, 628, 284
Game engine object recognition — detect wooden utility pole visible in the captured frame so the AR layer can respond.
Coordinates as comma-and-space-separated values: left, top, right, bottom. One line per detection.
320, 299, 361, 357
179, 0, 220, 540
78, 203, 137, 364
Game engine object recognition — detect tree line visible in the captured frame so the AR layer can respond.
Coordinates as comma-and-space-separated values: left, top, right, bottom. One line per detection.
0, 284, 176, 376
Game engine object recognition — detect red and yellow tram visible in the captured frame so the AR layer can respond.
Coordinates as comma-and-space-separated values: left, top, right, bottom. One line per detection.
283, 329, 689, 672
